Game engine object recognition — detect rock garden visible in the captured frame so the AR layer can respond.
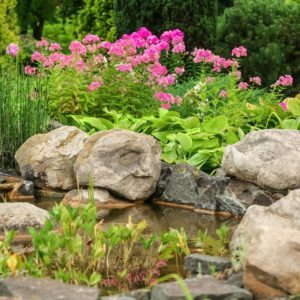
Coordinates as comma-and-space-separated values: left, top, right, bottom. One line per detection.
1, 1, 300, 299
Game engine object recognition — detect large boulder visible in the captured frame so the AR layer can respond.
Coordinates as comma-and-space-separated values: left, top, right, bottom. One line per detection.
230, 189, 300, 298
74, 129, 161, 201
222, 129, 300, 190
0, 202, 48, 232
15, 126, 88, 190
0, 277, 100, 300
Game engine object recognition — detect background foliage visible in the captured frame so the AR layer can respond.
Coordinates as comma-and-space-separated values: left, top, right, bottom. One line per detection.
114, 0, 218, 50
217, 0, 300, 89
0, 0, 18, 55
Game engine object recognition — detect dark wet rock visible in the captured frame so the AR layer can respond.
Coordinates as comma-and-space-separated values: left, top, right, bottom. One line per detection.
0, 277, 100, 300
155, 162, 172, 196
157, 162, 282, 215
216, 195, 246, 215
196, 175, 229, 211
150, 276, 252, 300
225, 271, 244, 288
161, 164, 199, 205
184, 254, 232, 275
0, 202, 48, 232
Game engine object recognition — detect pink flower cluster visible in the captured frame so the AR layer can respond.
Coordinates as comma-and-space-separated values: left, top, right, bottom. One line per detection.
24, 65, 37, 76
231, 46, 247, 58
192, 48, 237, 72
6, 43, 19, 57
249, 76, 262, 86
154, 92, 182, 109
273, 75, 293, 87
88, 81, 101, 91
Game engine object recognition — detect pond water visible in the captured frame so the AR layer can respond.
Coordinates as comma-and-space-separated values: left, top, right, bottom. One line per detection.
36, 195, 240, 241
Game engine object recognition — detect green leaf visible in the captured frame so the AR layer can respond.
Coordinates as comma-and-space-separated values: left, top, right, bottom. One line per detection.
162, 149, 177, 163
226, 130, 239, 144
89, 272, 101, 286
202, 116, 228, 134
176, 133, 192, 151
287, 98, 300, 117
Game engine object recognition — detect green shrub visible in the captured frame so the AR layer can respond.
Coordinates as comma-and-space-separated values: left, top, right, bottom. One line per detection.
216, 0, 300, 88
114, 0, 218, 49
78, 0, 116, 41
0, 0, 18, 56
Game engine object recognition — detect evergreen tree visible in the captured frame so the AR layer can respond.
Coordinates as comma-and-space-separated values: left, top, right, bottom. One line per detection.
78, 0, 116, 40
114, 0, 218, 50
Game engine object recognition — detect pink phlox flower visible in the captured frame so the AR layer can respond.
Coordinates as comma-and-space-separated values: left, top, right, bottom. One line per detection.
24, 65, 37, 76
238, 82, 249, 90
6, 43, 19, 57
249, 76, 262, 86
157, 74, 176, 87
231, 46, 247, 58
273, 75, 293, 87
36, 38, 49, 48
49, 43, 62, 51
88, 81, 101, 91
279, 100, 288, 112
43, 59, 55, 68
31, 51, 46, 63
235, 71, 242, 80
172, 43, 185, 54
69, 41, 87, 55
219, 89, 227, 98
193, 49, 214, 63
143, 46, 160, 62
137, 27, 152, 39
76, 59, 85, 71
108, 44, 125, 57
49, 52, 63, 63
95, 54, 106, 64
82, 34, 100, 45
151, 63, 168, 77
97, 41, 112, 50
117, 63, 133, 72
146, 35, 160, 46
175, 67, 185, 75
157, 41, 170, 52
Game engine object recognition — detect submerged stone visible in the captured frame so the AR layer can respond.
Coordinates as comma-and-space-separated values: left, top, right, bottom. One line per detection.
184, 254, 232, 275
150, 277, 252, 300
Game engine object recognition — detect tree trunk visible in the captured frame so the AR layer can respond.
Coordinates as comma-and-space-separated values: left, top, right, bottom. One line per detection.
32, 19, 44, 40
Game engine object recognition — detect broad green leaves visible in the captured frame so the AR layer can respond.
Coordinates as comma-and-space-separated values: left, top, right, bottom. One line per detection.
69, 109, 236, 172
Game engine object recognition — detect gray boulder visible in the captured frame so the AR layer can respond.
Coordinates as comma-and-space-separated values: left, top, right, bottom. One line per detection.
230, 189, 300, 298
0, 202, 48, 232
222, 129, 300, 190
74, 129, 161, 201
15, 126, 88, 190
151, 277, 252, 300
0, 277, 100, 300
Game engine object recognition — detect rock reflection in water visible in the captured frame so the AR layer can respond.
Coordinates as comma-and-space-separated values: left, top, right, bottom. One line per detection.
103, 203, 240, 238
